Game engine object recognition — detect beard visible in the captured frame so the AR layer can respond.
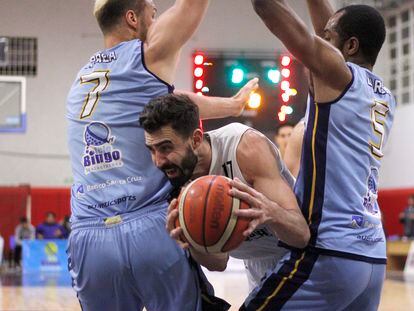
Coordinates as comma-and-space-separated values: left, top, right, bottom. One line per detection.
161, 146, 198, 188
137, 15, 148, 42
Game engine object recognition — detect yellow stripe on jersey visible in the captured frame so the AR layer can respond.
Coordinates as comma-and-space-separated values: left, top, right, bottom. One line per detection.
308, 104, 319, 225
257, 105, 319, 310
257, 252, 306, 311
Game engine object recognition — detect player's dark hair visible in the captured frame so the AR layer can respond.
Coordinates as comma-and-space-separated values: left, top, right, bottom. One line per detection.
335, 5, 386, 66
20, 216, 28, 224
140, 94, 200, 138
94, 0, 145, 34
276, 123, 294, 136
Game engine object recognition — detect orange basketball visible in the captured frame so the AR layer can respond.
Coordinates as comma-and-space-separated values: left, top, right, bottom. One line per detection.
176, 175, 250, 253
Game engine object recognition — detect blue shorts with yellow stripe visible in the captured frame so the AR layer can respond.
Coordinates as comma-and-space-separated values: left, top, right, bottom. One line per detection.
241, 250, 385, 311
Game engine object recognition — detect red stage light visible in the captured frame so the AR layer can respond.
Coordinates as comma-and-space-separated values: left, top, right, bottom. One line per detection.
281, 56, 291, 67
281, 81, 290, 91
194, 55, 204, 65
281, 68, 291, 78
195, 79, 204, 90
194, 67, 203, 78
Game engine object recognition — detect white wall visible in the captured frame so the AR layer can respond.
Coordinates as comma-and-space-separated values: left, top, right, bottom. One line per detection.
0, 0, 411, 189
0, 0, 101, 186
0, 0, 311, 186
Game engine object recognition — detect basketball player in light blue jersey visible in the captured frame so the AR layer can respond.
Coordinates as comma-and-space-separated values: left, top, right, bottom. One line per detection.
229, 1, 395, 310
66, 1, 258, 310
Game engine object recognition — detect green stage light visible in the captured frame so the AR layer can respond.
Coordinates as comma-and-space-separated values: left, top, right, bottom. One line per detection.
231, 68, 245, 84
267, 69, 280, 84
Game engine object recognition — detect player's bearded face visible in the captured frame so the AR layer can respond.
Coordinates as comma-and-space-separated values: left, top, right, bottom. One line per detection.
161, 145, 198, 188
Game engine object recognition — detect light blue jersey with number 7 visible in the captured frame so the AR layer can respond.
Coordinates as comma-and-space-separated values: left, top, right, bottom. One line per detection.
66, 39, 173, 221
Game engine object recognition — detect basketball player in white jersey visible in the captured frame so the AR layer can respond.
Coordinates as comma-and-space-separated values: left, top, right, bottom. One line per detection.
139, 94, 310, 290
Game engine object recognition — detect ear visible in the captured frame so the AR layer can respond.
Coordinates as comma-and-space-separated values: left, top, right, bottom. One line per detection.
125, 9, 138, 29
345, 37, 359, 57
192, 129, 204, 149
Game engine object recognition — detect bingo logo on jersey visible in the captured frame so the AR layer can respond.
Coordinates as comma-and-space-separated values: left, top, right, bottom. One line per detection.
363, 167, 379, 215
82, 122, 123, 174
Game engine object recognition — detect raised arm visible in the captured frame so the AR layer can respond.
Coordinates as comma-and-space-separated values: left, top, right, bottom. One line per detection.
175, 78, 259, 120
232, 130, 310, 248
145, 0, 210, 83
306, 0, 335, 37
251, 0, 351, 102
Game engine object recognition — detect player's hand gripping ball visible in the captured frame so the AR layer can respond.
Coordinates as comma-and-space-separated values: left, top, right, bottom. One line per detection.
175, 175, 250, 253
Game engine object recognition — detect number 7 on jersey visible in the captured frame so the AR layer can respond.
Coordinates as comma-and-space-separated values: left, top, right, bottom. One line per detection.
79, 70, 110, 119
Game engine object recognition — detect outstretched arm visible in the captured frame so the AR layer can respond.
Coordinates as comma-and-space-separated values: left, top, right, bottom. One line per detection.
306, 0, 335, 37
231, 130, 310, 248
145, 0, 210, 84
175, 78, 259, 120
251, 0, 351, 102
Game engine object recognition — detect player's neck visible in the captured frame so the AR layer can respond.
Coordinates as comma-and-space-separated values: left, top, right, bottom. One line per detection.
103, 31, 139, 49
191, 139, 212, 180
347, 56, 373, 72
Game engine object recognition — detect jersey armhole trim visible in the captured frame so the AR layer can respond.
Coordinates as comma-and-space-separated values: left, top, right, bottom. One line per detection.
140, 42, 175, 94
314, 65, 355, 105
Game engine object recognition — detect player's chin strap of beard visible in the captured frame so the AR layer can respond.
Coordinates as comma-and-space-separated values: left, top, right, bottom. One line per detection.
187, 255, 231, 311
168, 186, 182, 203
167, 179, 194, 203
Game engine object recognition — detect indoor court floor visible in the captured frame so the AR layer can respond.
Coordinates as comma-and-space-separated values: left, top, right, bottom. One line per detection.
1, 260, 413, 311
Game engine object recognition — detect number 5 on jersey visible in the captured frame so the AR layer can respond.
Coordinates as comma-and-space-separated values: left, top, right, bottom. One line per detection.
369, 100, 389, 159
79, 70, 110, 119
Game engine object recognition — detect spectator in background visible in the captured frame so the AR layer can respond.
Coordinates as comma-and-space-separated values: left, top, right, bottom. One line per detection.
14, 217, 35, 266
400, 194, 414, 238
36, 212, 65, 239
273, 123, 294, 159
61, 215, 71, 239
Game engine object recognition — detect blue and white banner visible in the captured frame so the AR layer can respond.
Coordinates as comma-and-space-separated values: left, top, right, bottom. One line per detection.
22, 240, 68, 273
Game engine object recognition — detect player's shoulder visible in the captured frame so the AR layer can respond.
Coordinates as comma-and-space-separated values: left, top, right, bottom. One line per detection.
79, 39, 141, 72
236, 128, 281, 180
237, 128, 273, 161
207, 122, 250, 139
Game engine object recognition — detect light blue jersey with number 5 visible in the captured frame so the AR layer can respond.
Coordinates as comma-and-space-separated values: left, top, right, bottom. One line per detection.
294, 62, 396, 263
66, 39, 173, 221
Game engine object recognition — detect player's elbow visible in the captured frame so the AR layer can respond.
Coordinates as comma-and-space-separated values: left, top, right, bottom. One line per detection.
205, 256, 228, 272
297, 228, 310, 249
251, 0, 268, 16
205, 261, 227, 272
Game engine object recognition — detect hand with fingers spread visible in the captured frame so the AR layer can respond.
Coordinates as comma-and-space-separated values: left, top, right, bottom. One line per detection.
228, 175, 309, 249
229, 178, 278, 237
231, 77, 259, 116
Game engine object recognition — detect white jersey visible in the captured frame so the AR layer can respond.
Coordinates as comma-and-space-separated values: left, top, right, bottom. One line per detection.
206, 123, 295, 289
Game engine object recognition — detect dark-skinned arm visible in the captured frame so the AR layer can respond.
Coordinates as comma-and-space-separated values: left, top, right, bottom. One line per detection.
306, 0, 335, 37
251, 0, 351, 103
